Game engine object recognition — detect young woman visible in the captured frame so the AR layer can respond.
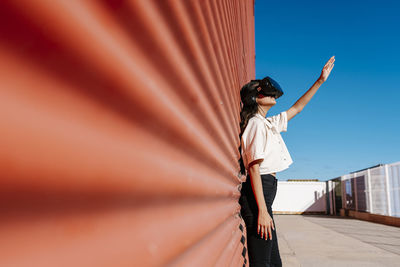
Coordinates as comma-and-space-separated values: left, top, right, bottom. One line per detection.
238, 56, 335, 266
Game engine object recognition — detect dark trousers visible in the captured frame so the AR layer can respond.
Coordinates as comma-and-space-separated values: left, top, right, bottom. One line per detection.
239, 174, 282, 267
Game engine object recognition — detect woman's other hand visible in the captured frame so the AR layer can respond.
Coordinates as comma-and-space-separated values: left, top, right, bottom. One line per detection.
318, 55, 335, 83
258, 209, 275, 240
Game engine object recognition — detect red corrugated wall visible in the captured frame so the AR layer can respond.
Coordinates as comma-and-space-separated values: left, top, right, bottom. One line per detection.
0, 0, 255, 266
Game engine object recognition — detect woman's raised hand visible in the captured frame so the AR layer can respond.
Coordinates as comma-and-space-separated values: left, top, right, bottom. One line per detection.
258, 209, 275, 240
318, 55, 335, 83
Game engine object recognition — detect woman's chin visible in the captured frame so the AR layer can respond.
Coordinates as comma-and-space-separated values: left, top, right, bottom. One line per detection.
260, 101, 276, 107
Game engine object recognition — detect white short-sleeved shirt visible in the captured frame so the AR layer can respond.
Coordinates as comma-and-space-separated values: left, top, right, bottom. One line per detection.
241, 111, 293, 175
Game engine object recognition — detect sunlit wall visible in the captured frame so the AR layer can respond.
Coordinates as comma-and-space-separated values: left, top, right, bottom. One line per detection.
0, 1, 255, 266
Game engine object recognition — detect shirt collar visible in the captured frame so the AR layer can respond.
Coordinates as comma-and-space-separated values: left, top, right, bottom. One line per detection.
255, 113, 274, 129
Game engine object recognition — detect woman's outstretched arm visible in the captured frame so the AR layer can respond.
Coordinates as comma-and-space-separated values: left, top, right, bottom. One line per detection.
286, 55, 335, 121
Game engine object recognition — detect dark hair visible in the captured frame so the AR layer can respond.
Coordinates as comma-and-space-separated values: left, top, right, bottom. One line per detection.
238, 80, 260, 176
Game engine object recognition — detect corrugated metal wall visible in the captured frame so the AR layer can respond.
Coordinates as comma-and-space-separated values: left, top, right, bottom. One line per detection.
0, 0, 255, 266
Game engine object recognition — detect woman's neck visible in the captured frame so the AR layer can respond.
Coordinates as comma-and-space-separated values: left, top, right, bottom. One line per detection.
257, 105, 271, 117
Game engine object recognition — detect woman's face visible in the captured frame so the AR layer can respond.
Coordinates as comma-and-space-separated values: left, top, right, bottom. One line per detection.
256, 93, 276, 106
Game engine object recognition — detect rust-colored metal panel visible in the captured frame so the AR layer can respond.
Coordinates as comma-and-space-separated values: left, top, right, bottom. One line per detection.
0, 0, 255, 266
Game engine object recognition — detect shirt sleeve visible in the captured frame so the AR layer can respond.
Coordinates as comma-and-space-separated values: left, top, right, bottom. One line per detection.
268, 111, 288, 133
242, 120, 267, 166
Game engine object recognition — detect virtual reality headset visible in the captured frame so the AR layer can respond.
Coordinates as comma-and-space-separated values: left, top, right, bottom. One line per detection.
251, 76, 284, 99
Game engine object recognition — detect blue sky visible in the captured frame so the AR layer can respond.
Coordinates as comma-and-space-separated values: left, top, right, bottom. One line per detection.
254, 0, 400, 181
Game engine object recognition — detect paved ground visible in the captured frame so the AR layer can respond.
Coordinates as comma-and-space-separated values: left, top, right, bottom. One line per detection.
274, 214, 400, 267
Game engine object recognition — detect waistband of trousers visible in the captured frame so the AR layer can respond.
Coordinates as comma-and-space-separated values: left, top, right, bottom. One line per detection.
246, 173, 277, 181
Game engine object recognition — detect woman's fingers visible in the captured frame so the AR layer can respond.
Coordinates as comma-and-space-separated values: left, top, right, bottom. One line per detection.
325, 59, 334, 69
323, 58, 335, 76
264, 226, 268, 239
258, 224, 266, 239
258, 221, 276, 240
318, 56, 335, 82
326, 63, 335, 75
262, 226, 266, 239
263, 225, 271, 240
325, 56, 335, 68
267, 225, 272, 240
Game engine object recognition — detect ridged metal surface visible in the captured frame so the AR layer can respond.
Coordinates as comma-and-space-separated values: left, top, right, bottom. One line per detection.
0, 0, 255, 266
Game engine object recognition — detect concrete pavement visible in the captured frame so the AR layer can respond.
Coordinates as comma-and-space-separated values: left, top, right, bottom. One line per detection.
274, 214, 400, 267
